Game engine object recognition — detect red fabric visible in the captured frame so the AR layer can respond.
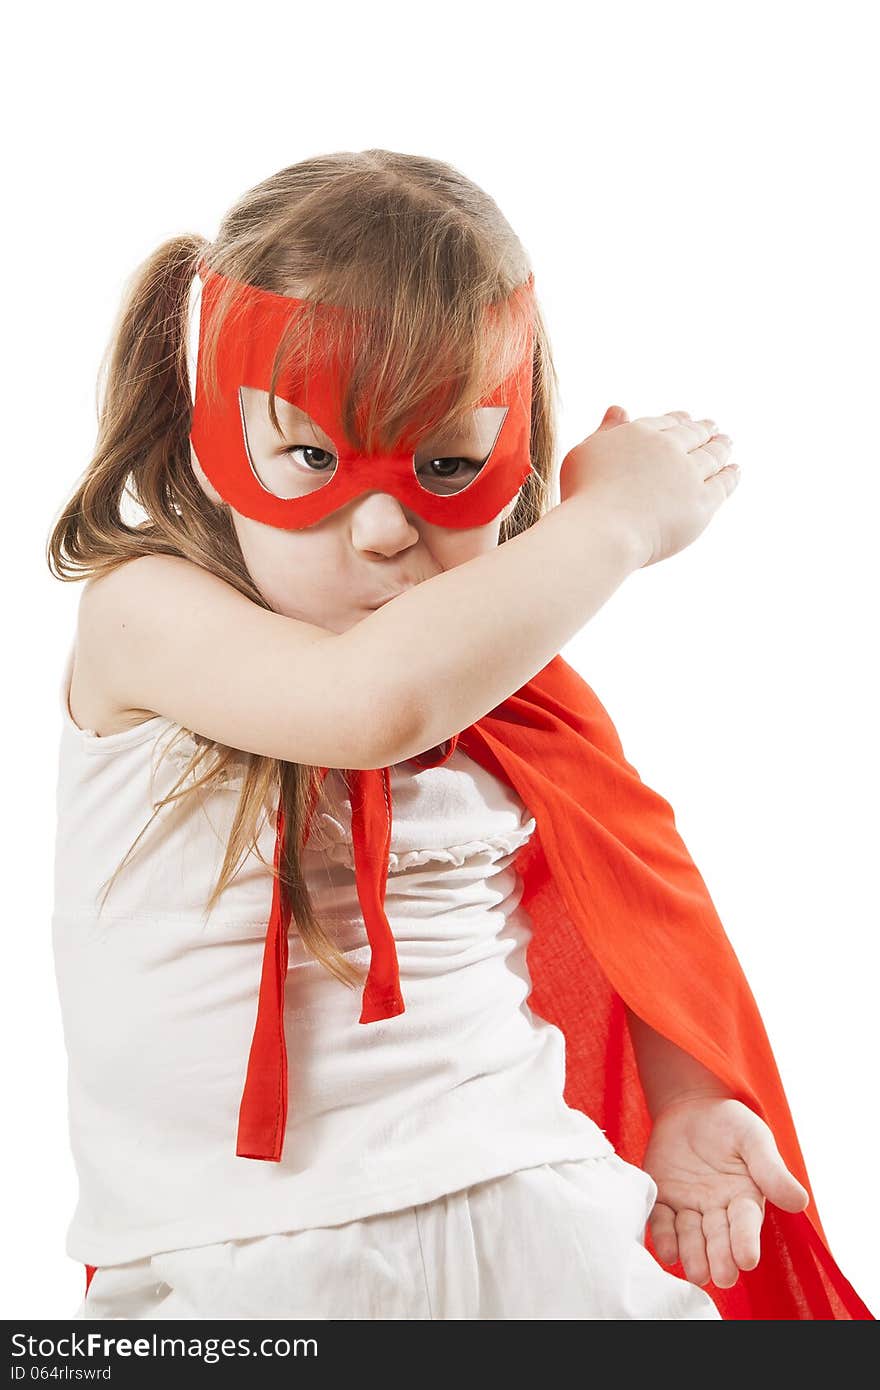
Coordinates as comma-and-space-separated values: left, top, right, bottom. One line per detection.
235, 769, 327, 1159
229, 652, 873, 1319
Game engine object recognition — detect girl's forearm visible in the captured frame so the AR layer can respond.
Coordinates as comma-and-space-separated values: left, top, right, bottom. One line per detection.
339, 495, 645, 760
624, 1005, 736, 1118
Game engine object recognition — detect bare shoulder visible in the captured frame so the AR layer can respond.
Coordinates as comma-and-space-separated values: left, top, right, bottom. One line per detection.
72, 555, 205, 737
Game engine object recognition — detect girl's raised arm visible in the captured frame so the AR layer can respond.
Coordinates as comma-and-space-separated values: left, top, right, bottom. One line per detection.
78, 411, 736, 768
343, 410, 737, 761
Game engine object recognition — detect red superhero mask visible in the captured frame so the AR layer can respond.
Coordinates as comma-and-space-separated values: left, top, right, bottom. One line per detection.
188, 259, 536, 530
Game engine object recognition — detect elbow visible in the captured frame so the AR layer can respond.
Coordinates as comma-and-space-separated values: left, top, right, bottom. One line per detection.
315, 631, 431, 770
360, 678, 427, 770
334, 672, 426, 771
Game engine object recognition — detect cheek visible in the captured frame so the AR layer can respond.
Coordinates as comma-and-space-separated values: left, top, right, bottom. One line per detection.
233, 514, 300, 568
231, 515, 329, 603
429, 519, 502, 567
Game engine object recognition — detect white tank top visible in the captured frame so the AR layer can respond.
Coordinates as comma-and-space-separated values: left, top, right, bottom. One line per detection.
52, 640, 614, 1266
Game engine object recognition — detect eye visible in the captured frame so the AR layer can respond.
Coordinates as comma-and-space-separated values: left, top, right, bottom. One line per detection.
417, 456, 484, 493
285, 445, 337, 473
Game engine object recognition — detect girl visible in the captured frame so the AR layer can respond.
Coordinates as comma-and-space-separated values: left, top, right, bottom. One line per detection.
48, 149, 871, 1321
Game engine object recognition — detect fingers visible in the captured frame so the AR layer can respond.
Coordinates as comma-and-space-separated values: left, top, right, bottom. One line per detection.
675, 1208, 711, 1286
728, 1192, 763, 1272
595, 406, 628, 432
672, 418, 724, 453
633, 410, 715, 436
675, 1203, 757, 1289
692, 434, 735, 481
702, 1206, 740, 1289
693, 434, 739, 500
648, 1201, 679, 1266
632, 408, 741, 499
739, 1126, 811, 1212
626, 409, 741, 488
638, 412, 727, 458
632, 410, 694, 429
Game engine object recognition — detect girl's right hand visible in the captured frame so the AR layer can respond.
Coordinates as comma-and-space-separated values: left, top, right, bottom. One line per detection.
559, 405, 740, 568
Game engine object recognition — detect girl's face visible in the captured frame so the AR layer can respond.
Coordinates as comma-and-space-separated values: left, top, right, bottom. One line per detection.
190, 388, 520, 634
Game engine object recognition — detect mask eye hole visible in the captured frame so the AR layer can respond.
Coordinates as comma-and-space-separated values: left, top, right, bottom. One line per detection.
239, 385, 339, 498
412, 406, 508, 497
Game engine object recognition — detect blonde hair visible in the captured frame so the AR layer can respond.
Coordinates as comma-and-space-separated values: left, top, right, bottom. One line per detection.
45, 149, 561, 992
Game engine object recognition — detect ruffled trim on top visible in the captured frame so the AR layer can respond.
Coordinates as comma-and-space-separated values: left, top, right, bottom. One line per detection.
305, 808, 537, 874
387, 820, 537, 873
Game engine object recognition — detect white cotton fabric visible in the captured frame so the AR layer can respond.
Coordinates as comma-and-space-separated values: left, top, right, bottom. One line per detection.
52, 641, 617, 1269
75, 1157, 721, 1320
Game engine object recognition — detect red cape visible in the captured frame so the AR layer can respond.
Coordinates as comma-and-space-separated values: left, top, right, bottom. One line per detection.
148, 653, 872, 1321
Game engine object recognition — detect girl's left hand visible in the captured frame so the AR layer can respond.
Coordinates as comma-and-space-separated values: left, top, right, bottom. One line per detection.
642, 1095, 811, 1288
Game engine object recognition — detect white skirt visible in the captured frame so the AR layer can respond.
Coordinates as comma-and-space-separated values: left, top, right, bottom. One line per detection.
74, 1153, 721, 1321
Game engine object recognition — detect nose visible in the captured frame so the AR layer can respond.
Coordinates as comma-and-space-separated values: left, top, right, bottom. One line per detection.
348, 490, 420, 556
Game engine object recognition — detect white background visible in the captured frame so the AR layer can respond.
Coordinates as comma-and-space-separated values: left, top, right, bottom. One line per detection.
4, 0, 877, 1319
